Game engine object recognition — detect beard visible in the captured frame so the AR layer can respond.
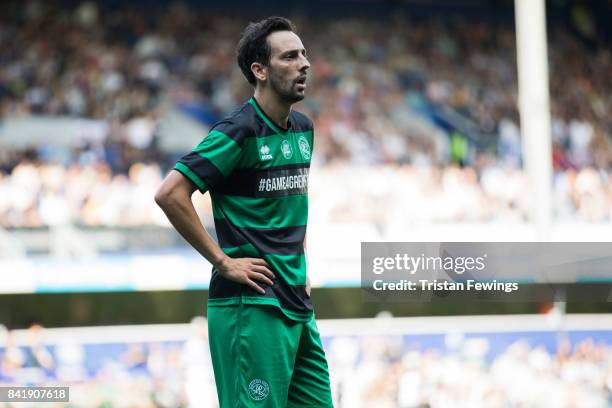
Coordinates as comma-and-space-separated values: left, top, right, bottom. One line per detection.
268, 68, 305, 104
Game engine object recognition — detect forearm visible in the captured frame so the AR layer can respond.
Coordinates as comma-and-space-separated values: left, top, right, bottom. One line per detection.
304, 231, 311, 294
158, 193, 227, 268
155, 170, 227, 268
155, 170, 274, 293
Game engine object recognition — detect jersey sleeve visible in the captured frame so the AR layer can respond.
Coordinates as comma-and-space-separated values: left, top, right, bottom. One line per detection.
174, 120, 246, 193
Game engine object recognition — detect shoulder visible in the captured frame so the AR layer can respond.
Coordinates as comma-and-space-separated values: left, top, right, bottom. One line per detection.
209, 102, 259, 146
290, 109, 314, 133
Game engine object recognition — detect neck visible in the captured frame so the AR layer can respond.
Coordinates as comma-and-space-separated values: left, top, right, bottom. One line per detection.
253, 88, 292, 129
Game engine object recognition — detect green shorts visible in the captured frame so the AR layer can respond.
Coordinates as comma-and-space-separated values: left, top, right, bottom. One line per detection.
207, 303, 333, 408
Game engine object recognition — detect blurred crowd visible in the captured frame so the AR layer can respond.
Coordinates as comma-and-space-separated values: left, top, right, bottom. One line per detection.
327, 334, 611, 407
0, 320, 217, 407
0, 158, 166, 227
0, 158, 609, 228
0, 2, 611, 227
312, 162, 612, 226
1, 321, 610, 407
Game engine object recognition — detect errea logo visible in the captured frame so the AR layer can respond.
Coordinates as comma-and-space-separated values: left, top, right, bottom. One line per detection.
248, 379, 269, 401
260, 144, 273, 161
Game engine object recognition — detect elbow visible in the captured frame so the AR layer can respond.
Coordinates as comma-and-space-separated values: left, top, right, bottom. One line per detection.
154, 185, 173, 209
155, 170, 193, 210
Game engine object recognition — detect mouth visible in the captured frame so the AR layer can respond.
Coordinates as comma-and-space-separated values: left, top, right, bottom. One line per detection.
295, 76, 307, 90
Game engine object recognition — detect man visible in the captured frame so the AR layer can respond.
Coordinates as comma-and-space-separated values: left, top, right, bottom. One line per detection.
155, 16, 333, 408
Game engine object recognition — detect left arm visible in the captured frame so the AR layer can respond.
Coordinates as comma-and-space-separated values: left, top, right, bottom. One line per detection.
305, 231, 311, 296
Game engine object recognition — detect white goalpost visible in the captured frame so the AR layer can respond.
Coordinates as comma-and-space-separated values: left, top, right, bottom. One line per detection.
514, 0, 553, 241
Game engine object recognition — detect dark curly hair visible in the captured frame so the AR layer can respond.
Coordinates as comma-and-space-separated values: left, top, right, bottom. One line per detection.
236, 16, 296, 86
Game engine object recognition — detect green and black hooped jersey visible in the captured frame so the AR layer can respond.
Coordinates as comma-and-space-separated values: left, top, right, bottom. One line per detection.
175, 97, 314, 321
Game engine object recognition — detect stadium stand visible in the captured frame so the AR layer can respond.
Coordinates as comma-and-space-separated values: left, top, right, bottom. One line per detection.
0, 1, 611, 407
0, 2, 611, 230
1, 314, 611, 407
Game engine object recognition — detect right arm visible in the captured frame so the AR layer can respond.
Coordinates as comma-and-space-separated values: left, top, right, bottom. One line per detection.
154, 170, 274, 294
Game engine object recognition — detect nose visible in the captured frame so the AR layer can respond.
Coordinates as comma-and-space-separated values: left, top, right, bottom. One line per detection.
299, 54, 310, 72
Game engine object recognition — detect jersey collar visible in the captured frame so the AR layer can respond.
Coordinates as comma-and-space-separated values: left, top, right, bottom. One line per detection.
249, 97, 291, 134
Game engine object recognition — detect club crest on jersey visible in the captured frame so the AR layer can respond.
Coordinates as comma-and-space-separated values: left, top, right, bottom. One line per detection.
298, 135, 311, 160
248, 379, 269, 401
260, 144, 273, 161
280, 139, 293, 159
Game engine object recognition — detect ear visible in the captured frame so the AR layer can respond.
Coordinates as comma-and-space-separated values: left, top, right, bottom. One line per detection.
251, 62, 267, 82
